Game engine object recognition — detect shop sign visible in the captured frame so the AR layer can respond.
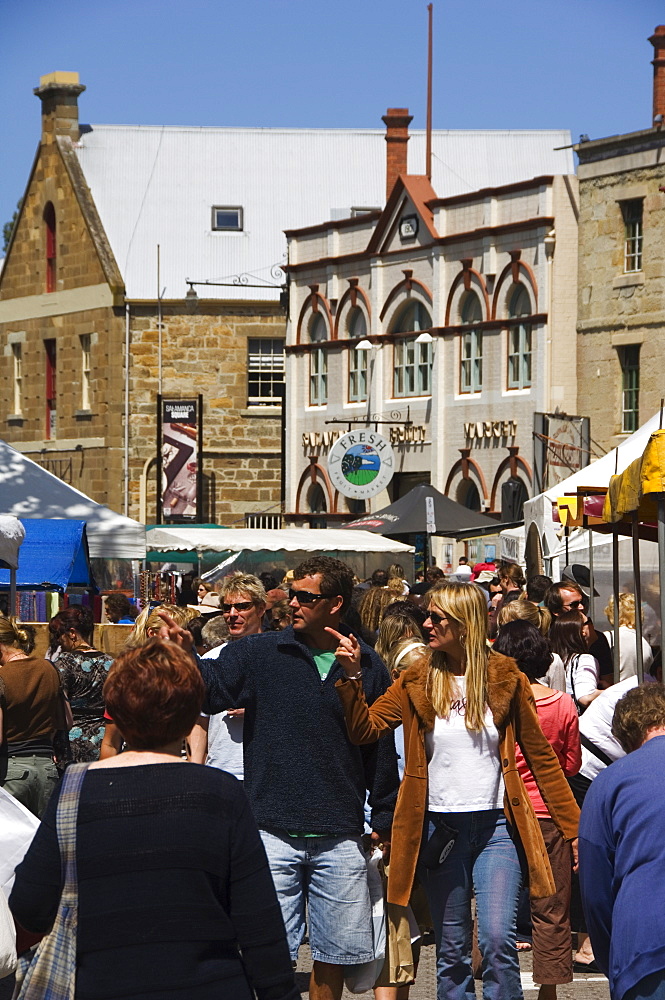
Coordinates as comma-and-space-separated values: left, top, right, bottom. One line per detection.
389, 425, 427, 445
302, 430, 341, 451
464, 420, 517, 441
327, 429, 395, 500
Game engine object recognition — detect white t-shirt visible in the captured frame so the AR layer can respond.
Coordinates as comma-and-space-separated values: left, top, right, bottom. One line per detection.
425, 677, 504, 812
201, 642, 244, 779
538, 652, 566, 692
578, 676, 639, 780
566, 653, 599, 702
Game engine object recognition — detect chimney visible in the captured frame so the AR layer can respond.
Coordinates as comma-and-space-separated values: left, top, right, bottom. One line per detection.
382, 108, 413, 201
649, 26, 665, 124
34, 71, 85, 143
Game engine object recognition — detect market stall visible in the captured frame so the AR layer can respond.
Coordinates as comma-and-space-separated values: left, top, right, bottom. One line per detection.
0, 438, 146, 568
146, 525, 414, 582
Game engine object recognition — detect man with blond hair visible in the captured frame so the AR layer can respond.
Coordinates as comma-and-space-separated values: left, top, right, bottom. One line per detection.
188, 572, 266, 775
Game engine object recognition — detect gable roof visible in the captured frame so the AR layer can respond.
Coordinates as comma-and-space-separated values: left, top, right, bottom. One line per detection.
73, 126, 574, 301
366, 174, 439, 255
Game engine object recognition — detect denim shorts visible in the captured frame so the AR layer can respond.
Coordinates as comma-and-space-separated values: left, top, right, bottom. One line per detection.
260, 828, 374, 965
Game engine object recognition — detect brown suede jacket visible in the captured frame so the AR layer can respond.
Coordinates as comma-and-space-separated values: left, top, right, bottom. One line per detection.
336, 650, 580, 907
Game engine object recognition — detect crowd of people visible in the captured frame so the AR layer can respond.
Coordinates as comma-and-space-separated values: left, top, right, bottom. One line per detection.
0, 554, 662, 1000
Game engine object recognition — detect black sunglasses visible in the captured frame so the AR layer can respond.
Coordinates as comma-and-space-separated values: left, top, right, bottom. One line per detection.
288, 589, 333, 605
427, 610, 448, 627
222, 601, 254, 612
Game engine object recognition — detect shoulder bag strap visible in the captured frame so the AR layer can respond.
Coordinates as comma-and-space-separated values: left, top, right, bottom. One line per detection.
56, 763, 89, 905
580, 733, 614, 768
568, 654, 583, 714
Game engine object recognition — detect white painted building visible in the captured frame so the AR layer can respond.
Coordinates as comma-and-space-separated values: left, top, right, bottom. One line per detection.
284, 111, 579, 564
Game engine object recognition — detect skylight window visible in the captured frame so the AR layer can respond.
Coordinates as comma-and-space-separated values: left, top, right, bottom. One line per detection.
212, 207, 243, 231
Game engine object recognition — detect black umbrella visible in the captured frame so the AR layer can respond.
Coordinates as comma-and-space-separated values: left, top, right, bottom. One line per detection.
343, 484, 519, 540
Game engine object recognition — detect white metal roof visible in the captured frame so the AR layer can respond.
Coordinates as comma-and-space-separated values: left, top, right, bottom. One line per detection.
74, 125, 574, 301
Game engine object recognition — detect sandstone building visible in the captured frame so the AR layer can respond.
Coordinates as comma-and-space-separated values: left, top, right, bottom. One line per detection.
575, 26, 665, 453
0, 74, 397, 524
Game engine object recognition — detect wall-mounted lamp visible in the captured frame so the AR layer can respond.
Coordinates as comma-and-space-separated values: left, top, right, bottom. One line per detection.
415, 331, 434, 344
356, 339, 374, 351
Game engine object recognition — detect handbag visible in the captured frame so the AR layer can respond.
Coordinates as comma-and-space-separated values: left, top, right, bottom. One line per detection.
14, 763, 88, 1000
0, 887, 17, 981
344, 848, 386, 993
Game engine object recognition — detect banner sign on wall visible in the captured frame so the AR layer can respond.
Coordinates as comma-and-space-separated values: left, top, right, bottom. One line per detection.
327, 429, 395, 500
158, 398, 202, 521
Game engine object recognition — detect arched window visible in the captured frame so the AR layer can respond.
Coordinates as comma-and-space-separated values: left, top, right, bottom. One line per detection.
456, 479, 481, 512
347, 307, 368, 402
507, 285, 532, 390
391, 301, 431, 333
309, 314, 328, 405
391, 301, 433, 397
44, 202, 56, 293
460, 292, 482, 394
307, 482, 327, 529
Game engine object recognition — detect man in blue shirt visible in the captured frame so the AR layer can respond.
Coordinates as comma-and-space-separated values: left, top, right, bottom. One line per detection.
160, 555, 398, 1000
579, 683, 665, 1000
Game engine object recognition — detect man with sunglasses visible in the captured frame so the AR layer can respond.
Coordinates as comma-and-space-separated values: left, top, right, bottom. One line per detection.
546, 577, 614, 685
160, 555, 398, 1000
188, 573, 267, 774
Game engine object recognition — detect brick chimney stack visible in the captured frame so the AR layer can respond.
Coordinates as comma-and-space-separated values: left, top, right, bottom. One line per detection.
382, 108, 413, 201
34, 71, 86, 143
649, 26, 665, 124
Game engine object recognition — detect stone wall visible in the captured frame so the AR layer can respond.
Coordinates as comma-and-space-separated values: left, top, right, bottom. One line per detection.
577, 157, 665, 452
0, 133, 126, 509
127, 302, 284, 522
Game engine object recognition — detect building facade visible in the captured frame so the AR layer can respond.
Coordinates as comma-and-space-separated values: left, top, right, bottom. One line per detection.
284, 111, 579, 561
0, 74, 395, 525
575, 26, 665, 453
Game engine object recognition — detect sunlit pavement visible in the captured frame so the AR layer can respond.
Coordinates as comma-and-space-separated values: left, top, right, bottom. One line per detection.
295, 942, 611, 998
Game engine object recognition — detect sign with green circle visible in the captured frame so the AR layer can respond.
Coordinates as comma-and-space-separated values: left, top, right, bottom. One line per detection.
327, 429, 395, 500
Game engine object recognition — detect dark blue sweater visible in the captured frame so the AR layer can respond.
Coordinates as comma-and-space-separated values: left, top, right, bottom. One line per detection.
579, 735, 665, 999
199, 626, 399, 835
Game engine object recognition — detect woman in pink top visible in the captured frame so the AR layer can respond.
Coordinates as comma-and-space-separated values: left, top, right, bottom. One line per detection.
494, 620, 581, 1000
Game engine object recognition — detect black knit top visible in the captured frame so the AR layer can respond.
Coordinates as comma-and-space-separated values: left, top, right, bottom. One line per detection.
10, 763, 298, 1000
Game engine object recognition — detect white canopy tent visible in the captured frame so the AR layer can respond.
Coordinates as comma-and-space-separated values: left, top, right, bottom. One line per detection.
523, 412, 663, 581
146, 526, 414, 581
146, 526, 414, 555
0, 439, 146, 560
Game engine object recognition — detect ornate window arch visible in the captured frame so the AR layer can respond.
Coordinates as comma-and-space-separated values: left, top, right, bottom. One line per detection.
445, 260, 490, 326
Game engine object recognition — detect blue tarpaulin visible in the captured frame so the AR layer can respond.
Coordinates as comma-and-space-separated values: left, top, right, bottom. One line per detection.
0, 519, 93, 591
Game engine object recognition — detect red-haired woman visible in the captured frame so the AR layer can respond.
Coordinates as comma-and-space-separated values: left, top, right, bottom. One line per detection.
10, 639, 298, 1000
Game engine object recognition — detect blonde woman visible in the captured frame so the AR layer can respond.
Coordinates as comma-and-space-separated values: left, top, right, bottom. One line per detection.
124, 603, 196, 650
100, 604, 197, 757
603, 593, 653, 681
358, 586, 398, 635
331, 582, 579, 1000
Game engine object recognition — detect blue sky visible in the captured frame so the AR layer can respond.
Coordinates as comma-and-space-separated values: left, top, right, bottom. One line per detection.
1, 0, 663, 229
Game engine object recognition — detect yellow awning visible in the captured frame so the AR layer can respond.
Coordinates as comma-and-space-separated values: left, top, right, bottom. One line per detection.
603, 429, 665, 523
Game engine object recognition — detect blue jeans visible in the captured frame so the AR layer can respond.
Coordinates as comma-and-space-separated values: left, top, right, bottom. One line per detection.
420, 809, 523, 1000
260, 829, 373, 965
624, 972, 665, 1000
